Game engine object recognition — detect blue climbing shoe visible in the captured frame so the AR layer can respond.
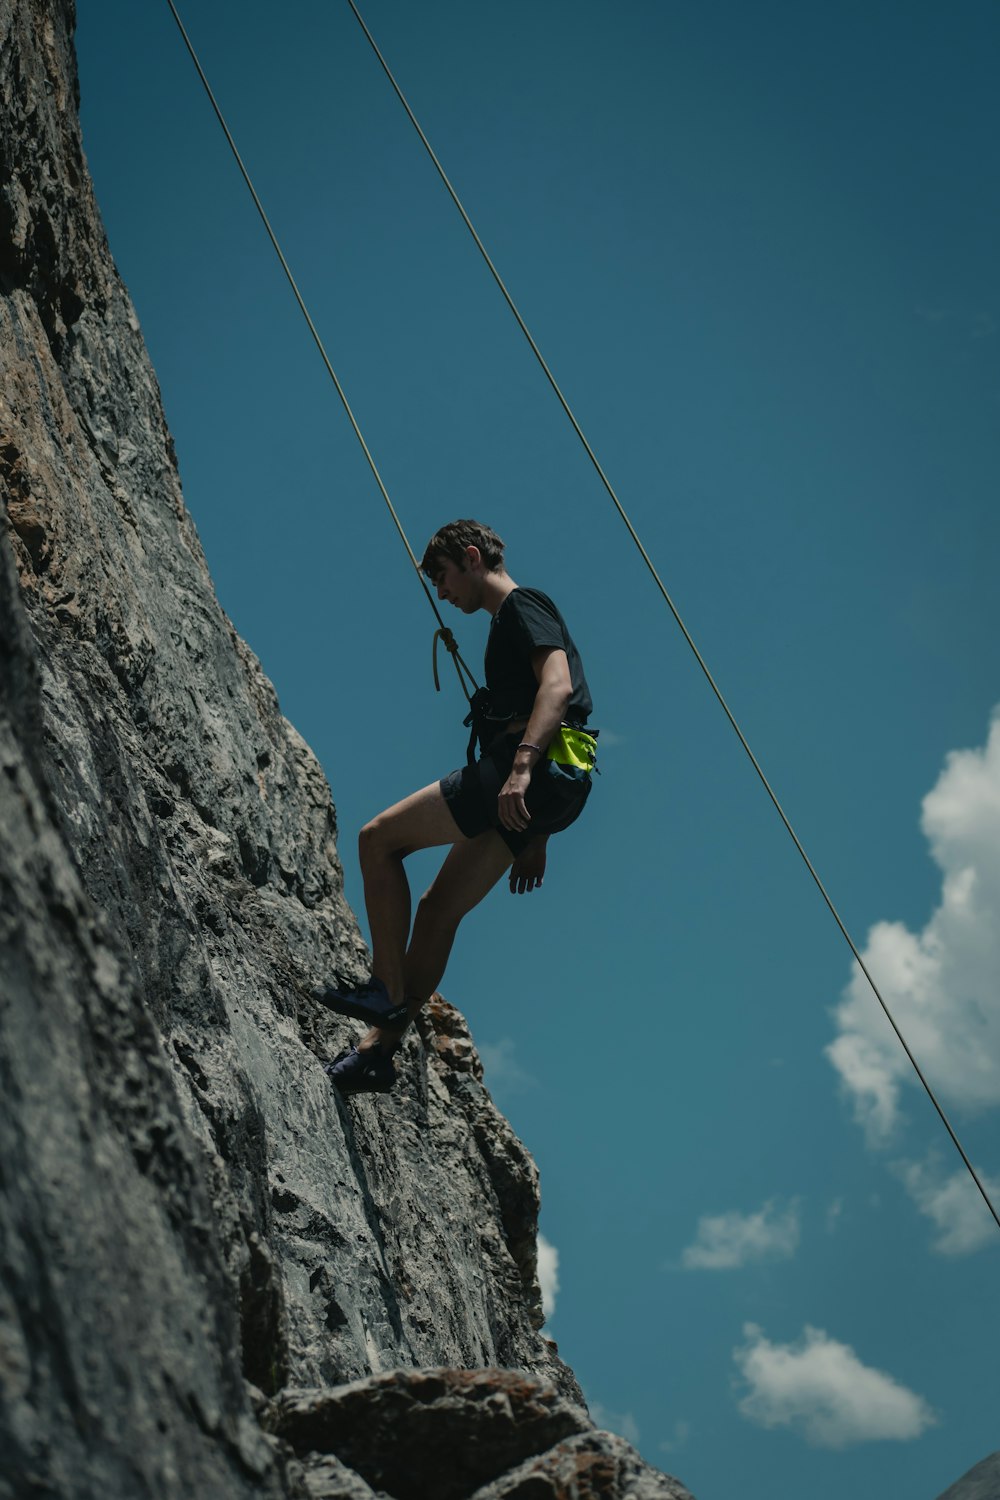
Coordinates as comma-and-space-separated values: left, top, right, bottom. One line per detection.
324, 1043, 396, 1096
312, 976, 409, 1028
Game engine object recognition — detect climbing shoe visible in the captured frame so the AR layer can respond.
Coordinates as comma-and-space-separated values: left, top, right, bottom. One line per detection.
324, 1043, 396, 1096
312, 976, 409, 1028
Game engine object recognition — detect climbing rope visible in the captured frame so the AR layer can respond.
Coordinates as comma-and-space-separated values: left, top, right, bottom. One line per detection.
345, 1, 1000, 1236
162, 0, 996, 1236
163, 0, 478, 705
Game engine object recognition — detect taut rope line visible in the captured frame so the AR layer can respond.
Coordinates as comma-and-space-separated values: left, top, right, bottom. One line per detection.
344, 0, 1000, 1235
163, 0, 478, 705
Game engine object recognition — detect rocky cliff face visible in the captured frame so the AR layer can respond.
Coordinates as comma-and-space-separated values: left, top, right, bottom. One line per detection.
0, 4, 691, 1496
935, 1454, 1000, 1500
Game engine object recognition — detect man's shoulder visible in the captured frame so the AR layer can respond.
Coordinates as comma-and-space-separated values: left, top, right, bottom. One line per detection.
507, 586, 561, 617
500, 587, 568, 649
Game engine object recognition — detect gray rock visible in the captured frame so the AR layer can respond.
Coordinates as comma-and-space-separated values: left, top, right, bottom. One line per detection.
0, 3, 690, 1499
291, 1454, 385, 1500
936, 1453, 1000, 1500
469, 1430, 696, 1499
266, 1367, 591, 1500
1, 477, 292, 1500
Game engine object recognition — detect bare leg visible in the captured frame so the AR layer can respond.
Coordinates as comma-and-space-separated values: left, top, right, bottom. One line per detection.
358, 782, 467, 1006
406, 830, 514, 999
363, 829, 513, 1051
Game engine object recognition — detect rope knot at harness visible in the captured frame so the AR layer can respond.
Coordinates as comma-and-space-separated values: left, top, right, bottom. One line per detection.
432, 625, 462, 693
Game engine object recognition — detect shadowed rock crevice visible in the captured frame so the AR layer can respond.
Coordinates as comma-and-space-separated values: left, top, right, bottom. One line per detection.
265, 1368, 591, 1500
0, 3, 691, 1497
266, 1370, 694, 1500
240, 1226, 291, 1398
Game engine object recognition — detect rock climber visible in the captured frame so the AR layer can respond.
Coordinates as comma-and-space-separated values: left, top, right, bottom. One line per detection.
315, 518, 597, 1095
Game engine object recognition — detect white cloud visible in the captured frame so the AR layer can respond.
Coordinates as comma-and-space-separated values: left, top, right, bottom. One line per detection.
659, 1419, 691, 1453
589, 1402, 640, 1446
734, 1324, 936, 1448
896, 1156, 1000, 1257
825, 1198, 844, 1234
827, 710, 1000, 1145
681, 1199, 800, 1270
479, 1037, 536, 1093
536, 1233, 559, 1320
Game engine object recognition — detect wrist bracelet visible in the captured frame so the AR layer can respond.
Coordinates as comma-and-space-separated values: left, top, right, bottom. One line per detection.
517, 741, 544, 757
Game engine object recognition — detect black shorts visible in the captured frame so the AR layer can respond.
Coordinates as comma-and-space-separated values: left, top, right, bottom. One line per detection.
440, 730, 592, 856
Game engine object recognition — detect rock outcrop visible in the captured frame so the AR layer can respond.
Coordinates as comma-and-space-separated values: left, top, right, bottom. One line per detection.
935, 1453, 1000, 1500
0, 2, 691, 1496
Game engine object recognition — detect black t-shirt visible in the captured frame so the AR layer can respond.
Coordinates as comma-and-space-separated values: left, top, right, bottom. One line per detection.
483, 587, 593, 728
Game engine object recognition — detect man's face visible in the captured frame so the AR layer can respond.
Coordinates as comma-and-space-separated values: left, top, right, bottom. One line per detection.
431, 551, 482, 613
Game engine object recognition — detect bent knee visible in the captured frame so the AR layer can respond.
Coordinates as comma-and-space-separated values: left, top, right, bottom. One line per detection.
359, 815, 393, 861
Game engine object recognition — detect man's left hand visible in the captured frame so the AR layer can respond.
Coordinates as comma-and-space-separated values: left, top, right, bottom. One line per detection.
509, 838, 547, 894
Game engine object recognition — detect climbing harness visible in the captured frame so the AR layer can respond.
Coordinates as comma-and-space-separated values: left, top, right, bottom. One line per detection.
165, 0, 998, 1238
163, 0, 477, 707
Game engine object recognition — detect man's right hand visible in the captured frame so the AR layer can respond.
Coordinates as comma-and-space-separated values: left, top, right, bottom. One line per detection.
498, 762, 534, 832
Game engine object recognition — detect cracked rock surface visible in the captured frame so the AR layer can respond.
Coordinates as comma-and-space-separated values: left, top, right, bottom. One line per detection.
267, 1370, 695, 1500
0, 2, 691, 1497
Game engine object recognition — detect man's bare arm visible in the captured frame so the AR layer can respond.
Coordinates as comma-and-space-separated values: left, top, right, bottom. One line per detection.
497, 648, 571, 834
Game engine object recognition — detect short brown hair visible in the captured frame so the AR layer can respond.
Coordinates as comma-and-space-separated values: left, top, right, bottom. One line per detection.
420, 519, 505, 577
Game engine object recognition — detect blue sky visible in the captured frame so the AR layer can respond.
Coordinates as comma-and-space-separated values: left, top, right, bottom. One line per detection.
75, 4, 999, 1497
